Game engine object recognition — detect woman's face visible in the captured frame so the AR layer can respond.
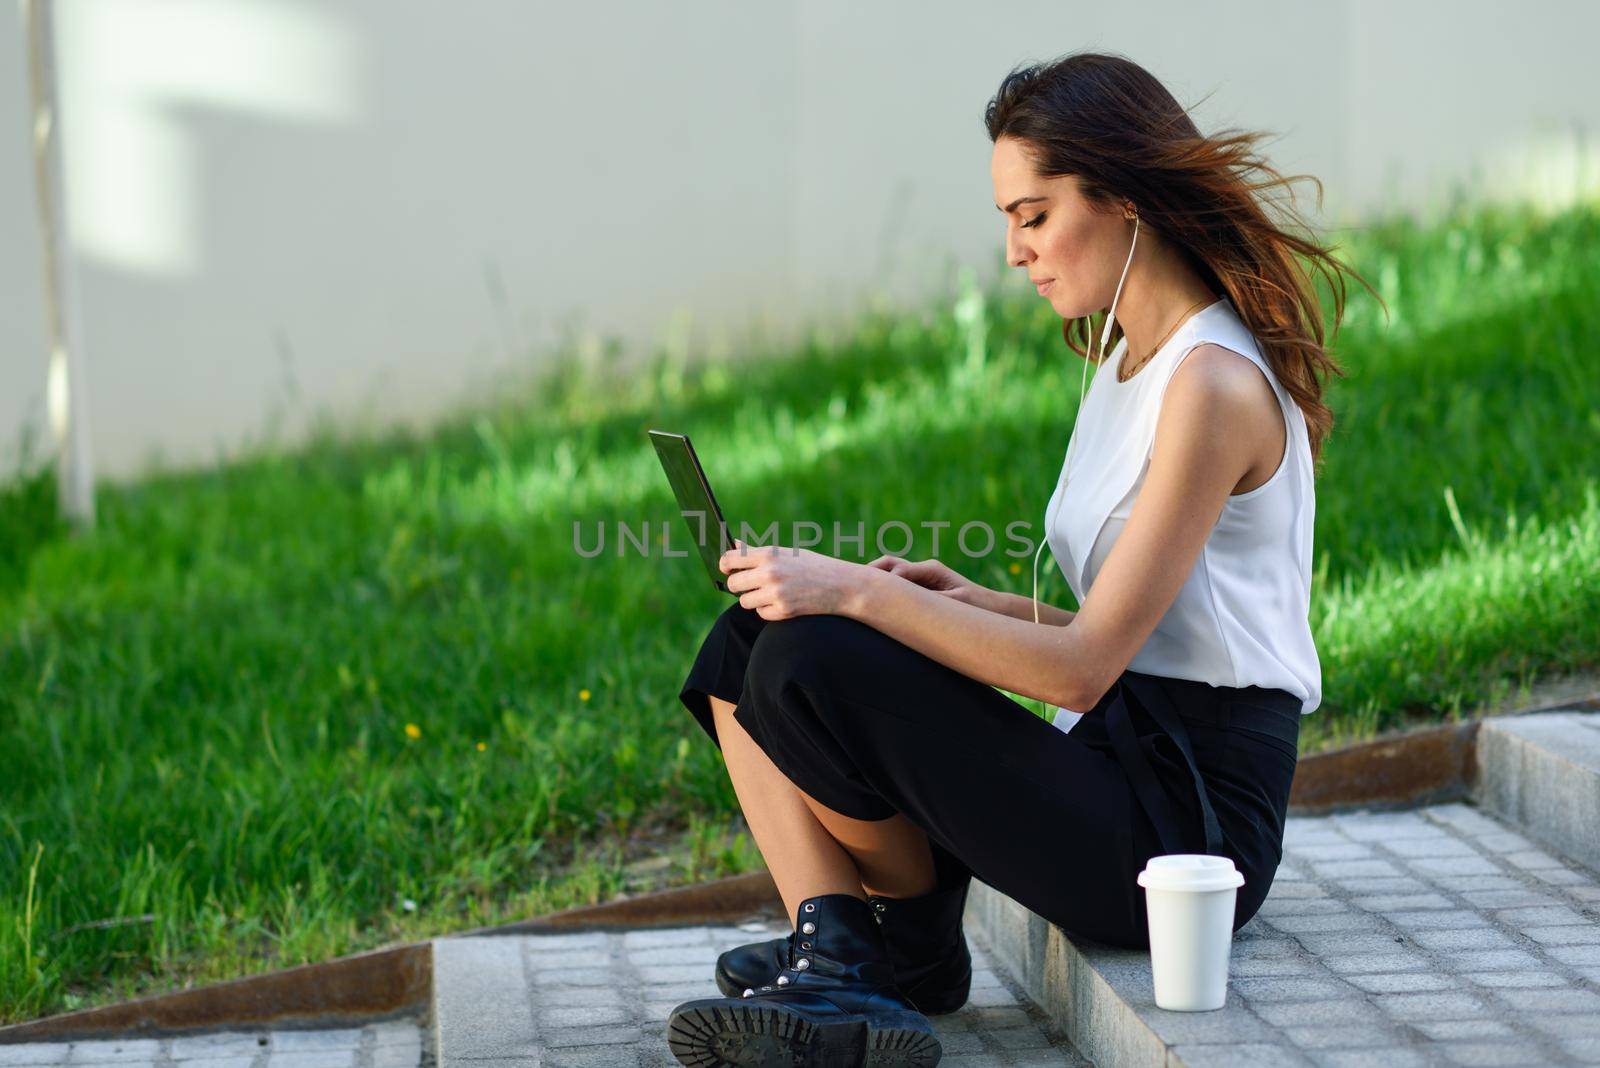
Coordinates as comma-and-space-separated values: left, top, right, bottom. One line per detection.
990, 135, 1133, 320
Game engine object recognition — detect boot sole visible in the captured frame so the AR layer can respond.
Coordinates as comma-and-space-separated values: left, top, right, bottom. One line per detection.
714, 962, 970, 1017
666, 1001, 942, 1067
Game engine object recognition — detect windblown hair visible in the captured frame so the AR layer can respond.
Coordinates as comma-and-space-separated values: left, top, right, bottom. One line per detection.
984, 51, 1378, 468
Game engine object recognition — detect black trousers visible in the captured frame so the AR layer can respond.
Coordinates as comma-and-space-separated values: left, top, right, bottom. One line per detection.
678, 601, 1301, 950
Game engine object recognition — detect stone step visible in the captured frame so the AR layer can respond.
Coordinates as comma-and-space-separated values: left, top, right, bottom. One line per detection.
1475, 710, 1600, 875
432, 915, 1087, 1066
964, 717, 1600, 1068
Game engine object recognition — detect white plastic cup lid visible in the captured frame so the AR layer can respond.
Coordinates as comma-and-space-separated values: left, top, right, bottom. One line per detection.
1136, 853, 1245, 893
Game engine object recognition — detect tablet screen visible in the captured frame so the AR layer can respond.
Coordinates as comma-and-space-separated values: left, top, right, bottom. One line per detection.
647, 430, 735, 593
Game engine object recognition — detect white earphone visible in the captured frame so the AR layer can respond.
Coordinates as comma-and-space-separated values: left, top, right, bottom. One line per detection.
1029, 209, 1141, 631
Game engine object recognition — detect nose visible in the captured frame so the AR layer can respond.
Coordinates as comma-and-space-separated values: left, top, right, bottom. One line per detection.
1006, 226, 1032, 269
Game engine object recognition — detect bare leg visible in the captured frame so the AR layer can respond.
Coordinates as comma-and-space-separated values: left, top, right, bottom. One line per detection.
710, 696, 939, 919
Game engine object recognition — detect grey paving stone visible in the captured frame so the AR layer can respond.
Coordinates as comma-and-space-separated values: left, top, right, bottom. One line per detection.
1257, 896, 1351, 917
1231, 936, 1305, 958
1378, 836, 1481, 858
1266, 912, 1385, 933
365, 1023, 421, 1049
262, 1053, 355, 1068
172, 1058, 253, 1068
1411, 1019, 1518, 1040
1170, 1043, 1312, 1068
1231, 955, 1322, 977
1280, 1025, 1406, 1050
371, 1047, 420, 1068
1474, 832, 1535, 853
1335, 811, 1443, 841
1425, 803, 1504, 835
542, 1025, 644, 1049
526, 948, 613, 970
1252, 1000, 1386, 1026
1284, 827, 1353, 848
1430, 874, 1522, 892
624, 943, 719, 966
64, 1042, 162, 1065
0, 1046, 69, 1067
1229, 977, 1352, 1002
1348, 892, 1454, 912
1493, 987, 1600, 1013
1311, 859, 1403, 879
1445, 949, 1543, 970
1494, 904, 1590, 926
1460, 889, 1558, 908
1433, 1042, 1550, 1066
1289, 843, 1375, 862
1341, 971, 1458, 993
168, 1034, 266, 1060
540, 1046, 642, 1068
1370, 991, 1490, 1020
1526, 1013, 1600, 1039
621, 927, 710, 949
1320, 951, 1431, 974
1545, 944, 1600, 965
1523, 924, 1600, 945
1382, 909, 1490, 930
524, 930, 610, 950
1408, 856, 1505, 877
987, 1026, 1053, 1051
1335, 876, 1431, 895
1504, 849, 1563, 869
268, 1030, 363, 1053
1532, 866, 1593, 886
538, 1004, 631, 1028
1410, 927, 1516, 950
1306, 1050, 1431, 1068
1461, 970, 1567, 987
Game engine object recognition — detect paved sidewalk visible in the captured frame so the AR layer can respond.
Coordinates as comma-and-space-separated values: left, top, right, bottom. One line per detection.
0, 1019, 425, 1068
1157, 802, 1600, 1067
435, 918, 1087, 1066
1222, 805, 1600, 1061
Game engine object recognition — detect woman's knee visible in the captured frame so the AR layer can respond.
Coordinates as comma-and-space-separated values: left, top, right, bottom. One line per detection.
745, 613, 863, 696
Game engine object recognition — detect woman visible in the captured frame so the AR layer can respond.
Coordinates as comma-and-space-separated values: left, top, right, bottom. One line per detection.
664, 51, 1369, 1068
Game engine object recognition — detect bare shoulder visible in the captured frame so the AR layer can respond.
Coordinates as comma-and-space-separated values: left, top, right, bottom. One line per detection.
1161, 343, 1284, 490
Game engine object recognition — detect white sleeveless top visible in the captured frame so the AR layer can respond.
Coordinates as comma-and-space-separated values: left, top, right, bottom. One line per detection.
1045, 297, 1321, 734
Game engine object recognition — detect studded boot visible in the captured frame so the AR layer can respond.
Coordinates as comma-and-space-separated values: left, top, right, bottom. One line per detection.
714, 879, 972, 1015
667, 891, 942, 1068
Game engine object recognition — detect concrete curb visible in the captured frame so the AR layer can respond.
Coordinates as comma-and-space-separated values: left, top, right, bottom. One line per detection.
1475, 710, 1600, 875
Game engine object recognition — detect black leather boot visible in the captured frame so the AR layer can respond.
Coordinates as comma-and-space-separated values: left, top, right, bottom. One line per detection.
714, 880, 972, 1015
667, 892, 942, 1067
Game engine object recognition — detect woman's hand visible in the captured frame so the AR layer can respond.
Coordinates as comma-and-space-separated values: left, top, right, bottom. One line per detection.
865, 554, 981, 606
719, 540, 869, 621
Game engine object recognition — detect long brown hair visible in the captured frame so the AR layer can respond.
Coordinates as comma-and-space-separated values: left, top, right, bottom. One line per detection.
984, 51, 1378, 469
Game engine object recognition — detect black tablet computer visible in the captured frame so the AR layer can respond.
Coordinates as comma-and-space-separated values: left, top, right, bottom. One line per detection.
647, 430, 736, 594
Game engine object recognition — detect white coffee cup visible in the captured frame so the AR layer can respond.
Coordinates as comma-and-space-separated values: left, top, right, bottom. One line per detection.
1136, 854, 1245, 1011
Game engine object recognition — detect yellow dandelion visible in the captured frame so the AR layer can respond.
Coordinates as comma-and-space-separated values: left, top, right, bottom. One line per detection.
476, 741, 487, 752
404, 723, 422, 740
578, 688, 591, 702
1009, 562, 1022, 575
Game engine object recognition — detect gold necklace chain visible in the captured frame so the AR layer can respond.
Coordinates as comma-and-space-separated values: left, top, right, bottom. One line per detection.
1116, 295, 1217, 383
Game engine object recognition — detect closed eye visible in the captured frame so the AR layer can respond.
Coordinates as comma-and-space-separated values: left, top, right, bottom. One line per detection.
1020, 212, 1047, 229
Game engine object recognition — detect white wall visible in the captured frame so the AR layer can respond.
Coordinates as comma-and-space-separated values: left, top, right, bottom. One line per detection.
1, 0, 49, 479
2, 0, 1596, 482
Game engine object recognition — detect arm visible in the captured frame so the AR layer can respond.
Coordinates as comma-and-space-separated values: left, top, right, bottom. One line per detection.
968, 585, 1078, 627
843, 345, 1273, 711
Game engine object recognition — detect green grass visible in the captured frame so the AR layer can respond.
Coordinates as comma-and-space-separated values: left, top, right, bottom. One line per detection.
2, 197, 1598, 1021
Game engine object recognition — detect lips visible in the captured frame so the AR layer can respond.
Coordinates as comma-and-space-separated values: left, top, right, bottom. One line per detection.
1034, 279, 1054, 295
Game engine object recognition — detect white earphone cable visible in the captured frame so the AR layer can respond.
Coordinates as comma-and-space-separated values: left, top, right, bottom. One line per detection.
1030, 212, 1141, 642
